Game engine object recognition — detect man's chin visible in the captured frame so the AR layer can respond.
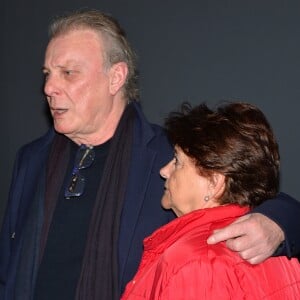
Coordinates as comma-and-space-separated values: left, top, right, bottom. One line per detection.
53, 125, 73, 136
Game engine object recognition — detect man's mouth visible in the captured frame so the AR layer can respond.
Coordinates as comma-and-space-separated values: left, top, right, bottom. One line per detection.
51, 108, 68, 116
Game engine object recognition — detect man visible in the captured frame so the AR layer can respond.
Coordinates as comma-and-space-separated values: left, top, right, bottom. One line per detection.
0, 9, 299, 300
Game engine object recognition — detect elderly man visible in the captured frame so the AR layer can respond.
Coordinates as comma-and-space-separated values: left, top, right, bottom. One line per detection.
0, 9, 299, 300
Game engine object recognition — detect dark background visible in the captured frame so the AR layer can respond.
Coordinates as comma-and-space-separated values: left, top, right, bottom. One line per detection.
1, 0, 300, 224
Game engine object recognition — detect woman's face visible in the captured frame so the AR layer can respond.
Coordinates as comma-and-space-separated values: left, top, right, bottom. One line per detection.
160, 146, 219, 217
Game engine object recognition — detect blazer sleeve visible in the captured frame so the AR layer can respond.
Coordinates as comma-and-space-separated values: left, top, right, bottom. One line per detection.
251, 192, 300, 258
0, 148, 23, 294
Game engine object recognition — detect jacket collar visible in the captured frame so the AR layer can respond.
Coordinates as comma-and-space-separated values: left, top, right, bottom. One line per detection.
144, 205, 250, 253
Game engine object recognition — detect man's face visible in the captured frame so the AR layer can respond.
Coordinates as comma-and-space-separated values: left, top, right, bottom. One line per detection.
43, 29, 114, 142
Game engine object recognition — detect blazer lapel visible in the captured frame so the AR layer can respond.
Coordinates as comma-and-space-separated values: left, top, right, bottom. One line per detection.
118, 103, 159, 288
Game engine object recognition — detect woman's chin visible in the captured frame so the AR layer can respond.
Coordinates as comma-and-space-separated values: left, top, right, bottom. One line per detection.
161, 196, 171, 210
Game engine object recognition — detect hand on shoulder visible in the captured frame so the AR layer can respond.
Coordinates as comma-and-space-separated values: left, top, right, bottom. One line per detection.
207, 213, 284, 264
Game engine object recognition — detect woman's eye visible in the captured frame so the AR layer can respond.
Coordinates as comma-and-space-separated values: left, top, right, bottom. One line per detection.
173, 156, 179, 166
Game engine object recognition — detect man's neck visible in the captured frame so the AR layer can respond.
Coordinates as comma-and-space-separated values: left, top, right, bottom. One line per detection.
67, 99, 128, 146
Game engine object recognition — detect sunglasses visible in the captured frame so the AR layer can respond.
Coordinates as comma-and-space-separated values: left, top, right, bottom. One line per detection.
64, 145, 95, 199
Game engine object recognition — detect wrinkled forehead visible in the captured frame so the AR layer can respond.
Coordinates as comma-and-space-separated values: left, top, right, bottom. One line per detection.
44, 29, 106, 67
48, 28, 104, 48
48, 28, 109, 64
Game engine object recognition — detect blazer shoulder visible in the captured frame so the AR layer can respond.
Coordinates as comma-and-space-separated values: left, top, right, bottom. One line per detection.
17, 129, 55, 157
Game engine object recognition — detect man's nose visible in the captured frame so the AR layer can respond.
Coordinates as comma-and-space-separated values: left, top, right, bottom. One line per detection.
44, 74, 60, 97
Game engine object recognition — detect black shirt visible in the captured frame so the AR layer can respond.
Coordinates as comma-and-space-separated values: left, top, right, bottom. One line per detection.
34, 140, 111, 300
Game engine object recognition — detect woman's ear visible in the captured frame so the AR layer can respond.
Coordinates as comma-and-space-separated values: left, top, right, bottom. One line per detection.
209, 172, 226, 200
109, 62, 128, 95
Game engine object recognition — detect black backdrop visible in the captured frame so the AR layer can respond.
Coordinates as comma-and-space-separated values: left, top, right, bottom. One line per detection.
1, 0, 300, 224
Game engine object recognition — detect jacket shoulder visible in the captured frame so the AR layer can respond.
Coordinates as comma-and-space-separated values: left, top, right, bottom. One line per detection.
153, 239, 244, 299
157, 236, 300, 299
17, 129, 55, 156
161, 232, 239, 270
148, 123, 171, 150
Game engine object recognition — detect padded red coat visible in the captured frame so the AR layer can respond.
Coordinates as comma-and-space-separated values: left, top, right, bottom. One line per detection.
121, 205, 300, 299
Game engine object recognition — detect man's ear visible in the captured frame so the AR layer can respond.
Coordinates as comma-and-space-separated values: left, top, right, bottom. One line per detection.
209, 172, 226, 200
109, 62, 128, 95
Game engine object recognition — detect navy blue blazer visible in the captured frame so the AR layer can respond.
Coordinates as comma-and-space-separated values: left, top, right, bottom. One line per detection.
0, 103, 174, 298
1, 102, 300, 299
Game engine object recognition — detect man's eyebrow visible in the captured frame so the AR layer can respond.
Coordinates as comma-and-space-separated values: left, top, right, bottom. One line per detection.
41, 65, 65, 73
41, 63, 81, 72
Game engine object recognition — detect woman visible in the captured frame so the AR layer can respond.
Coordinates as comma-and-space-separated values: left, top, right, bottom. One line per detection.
121, 102, 300, 299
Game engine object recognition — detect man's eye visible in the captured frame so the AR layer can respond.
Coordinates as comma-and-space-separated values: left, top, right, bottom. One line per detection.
64, 70, 73, 75
43, 72, 49, 81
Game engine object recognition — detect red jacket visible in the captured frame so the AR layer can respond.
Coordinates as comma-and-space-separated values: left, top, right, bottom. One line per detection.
121, 205, 300, 299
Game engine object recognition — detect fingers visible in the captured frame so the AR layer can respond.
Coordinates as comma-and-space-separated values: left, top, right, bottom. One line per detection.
207, 215, 251, 244
207, 213, 285, 265
225, 236, 273, 264
225, 235, 255, 259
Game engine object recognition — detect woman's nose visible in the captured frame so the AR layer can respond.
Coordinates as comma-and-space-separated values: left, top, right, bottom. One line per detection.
160, 161, 171, 179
